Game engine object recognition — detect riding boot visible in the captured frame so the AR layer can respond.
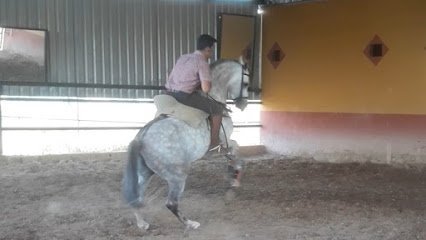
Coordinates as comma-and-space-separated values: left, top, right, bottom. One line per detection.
209, 115, 222, 151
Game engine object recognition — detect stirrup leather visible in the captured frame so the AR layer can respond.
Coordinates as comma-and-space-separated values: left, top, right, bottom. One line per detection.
208, 145, 221, 152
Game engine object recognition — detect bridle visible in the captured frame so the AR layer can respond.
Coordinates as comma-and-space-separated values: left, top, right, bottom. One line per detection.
206, 61, 249, 107
233, 63, 250, 103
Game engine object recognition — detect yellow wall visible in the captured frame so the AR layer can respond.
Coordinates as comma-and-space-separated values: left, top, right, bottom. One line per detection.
262, 0, 426, 114
220, 15, 254, 60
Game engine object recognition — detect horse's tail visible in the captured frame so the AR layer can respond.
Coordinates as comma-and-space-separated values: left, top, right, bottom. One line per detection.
122, 139, 152, 208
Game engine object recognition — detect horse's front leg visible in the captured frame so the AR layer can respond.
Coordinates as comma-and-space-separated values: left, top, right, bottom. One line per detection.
226, 155, 243, 187
226, 140, 243, 187
165, 179, 200, 230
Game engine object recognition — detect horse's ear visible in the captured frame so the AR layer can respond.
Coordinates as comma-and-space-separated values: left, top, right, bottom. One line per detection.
238, 55, 248, 70
238, 55, 246, 65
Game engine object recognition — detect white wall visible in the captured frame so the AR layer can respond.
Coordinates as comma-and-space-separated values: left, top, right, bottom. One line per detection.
1, 98, 260, 155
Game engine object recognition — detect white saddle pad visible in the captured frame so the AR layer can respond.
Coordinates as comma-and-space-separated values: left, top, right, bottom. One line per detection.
153, 94, 209, 128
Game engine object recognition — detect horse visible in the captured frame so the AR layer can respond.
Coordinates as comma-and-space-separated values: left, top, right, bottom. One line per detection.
122, 58, 250, 231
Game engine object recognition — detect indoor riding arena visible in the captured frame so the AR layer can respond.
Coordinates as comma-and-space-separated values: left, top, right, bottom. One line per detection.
1, 0, 425, 240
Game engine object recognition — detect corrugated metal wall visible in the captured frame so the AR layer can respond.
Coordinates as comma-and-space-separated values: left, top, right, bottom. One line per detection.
0, 0, 258, 99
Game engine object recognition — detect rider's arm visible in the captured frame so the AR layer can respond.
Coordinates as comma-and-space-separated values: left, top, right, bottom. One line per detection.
201, 80, 211, 93
199, 60, 212, 93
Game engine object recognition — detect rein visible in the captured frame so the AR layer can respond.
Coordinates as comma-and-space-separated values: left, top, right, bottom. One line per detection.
233, 63, 250, 103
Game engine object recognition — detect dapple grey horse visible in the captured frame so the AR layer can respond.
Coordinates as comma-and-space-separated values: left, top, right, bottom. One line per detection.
122, 59, 250, 231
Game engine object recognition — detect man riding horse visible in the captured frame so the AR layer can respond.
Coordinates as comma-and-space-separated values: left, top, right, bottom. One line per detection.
123, 35, 249, 231
165, 34, 224, 152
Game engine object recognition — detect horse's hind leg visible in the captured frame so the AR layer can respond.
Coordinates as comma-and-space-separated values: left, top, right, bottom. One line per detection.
122, 140, 155, 230
165, 178, 200, 230
133, 166, 154, 231
132, 155, 154, 231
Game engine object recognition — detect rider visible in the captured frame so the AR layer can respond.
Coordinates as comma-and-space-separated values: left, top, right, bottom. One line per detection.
165, 34, 224, 152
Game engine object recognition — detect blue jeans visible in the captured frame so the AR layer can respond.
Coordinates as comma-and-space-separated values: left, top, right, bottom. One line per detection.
166, 90, 224, 115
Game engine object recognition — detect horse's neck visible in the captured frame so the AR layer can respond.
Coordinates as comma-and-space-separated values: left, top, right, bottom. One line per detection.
209, 82, 228, 104
209, 60, 240, 104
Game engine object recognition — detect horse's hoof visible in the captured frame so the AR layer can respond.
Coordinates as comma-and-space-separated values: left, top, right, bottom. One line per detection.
137, 222, 150, 231
231, 179, 241, 187
185, 220, 200, 230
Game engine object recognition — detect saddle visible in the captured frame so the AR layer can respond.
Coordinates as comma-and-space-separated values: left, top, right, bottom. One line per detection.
153, 94, 209, 128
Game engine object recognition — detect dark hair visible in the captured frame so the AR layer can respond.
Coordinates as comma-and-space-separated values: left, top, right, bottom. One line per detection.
197, 34, 217, 50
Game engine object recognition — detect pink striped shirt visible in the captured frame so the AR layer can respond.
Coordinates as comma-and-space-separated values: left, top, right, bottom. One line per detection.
165, 51, 211, 93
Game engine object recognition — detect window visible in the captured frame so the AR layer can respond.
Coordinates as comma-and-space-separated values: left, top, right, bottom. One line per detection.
0, 27, 47, 82
370, 43, 383, 57
273, 49, 282, 62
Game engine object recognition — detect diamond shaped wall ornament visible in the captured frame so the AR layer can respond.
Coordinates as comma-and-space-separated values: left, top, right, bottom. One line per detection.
364, 35, 389, 66
267, 42, 285, 69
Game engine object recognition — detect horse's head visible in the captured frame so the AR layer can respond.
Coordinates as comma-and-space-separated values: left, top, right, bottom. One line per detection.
210, 58, 250, 111
232, 56, 250, 111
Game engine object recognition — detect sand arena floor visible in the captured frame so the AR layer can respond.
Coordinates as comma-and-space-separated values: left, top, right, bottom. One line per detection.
1, 153, 425, 240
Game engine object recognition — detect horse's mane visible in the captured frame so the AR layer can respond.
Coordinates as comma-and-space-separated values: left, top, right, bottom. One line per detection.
210, 59, 239, 70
